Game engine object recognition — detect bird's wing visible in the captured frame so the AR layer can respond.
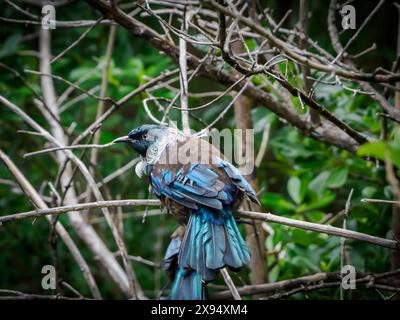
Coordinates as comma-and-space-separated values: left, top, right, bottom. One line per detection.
149, 163, 236, 211
216, 159, 260, 205
149, 157, 259, 211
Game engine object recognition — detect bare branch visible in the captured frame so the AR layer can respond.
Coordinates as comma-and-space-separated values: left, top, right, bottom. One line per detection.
1, 199, 397, 250
0, 16, 115, 28
220, 268, 241, 300
179, 6, 191, 134
0, 148, 102, 299
212, 268, 400, 299
51, 18, 102, 64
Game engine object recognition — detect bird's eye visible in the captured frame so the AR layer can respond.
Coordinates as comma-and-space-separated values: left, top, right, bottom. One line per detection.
142, 133, 148, 140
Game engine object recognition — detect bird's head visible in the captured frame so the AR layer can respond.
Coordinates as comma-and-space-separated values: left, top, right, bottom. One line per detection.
113, 124, 168, 157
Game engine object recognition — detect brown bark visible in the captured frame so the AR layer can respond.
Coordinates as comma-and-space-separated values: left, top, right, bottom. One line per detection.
392, 202, 400, 277
391, 4, 400, 287
391, 111, 400, 283
234, 97, 268, 286
86, 0, 363, 153
299, 0, 320, 125
228, 2, 268, 284
38, 28, 142, 298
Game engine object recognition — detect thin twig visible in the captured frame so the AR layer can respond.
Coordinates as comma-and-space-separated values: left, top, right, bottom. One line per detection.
332, 0, 386, 63
361, 198, 400, 205
220, 268, 241, 300
179, 6, 191, 134
340, 188, 354, 300
0, 148, 102, 299
51, 18, 102, 63
23, 141, 118, 158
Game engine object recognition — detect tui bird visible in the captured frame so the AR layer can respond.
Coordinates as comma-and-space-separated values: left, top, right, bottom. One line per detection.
114, 124, 259, 299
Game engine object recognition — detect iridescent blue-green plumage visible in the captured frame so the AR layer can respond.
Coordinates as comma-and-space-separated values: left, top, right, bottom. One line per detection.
150, 161, 256, 300
170, 268, 204, 300
117, 125, 259, 300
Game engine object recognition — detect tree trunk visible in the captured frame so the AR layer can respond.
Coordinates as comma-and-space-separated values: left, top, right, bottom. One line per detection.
391, 4, 400, 287
234, 97, 268, 286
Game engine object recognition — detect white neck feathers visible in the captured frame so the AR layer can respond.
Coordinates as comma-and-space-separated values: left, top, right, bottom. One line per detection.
135, 127, 187, 177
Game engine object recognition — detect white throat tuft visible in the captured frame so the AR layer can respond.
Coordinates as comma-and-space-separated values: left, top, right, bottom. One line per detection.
134, 127, 187, 177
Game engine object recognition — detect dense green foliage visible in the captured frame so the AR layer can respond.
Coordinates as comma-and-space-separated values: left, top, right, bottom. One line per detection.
0, 1, 399, 299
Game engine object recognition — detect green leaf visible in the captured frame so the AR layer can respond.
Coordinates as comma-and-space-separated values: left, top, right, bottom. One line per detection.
262, 192, 296, 211
357, 141, 387, 160
326, 168, 348, 188
0, 34, 21, 58
291, 256, 320, 272
287, 176, 302, 204
299, 192, 336, 212
388, 143, 400, 168
358, 140, 400, 168
291, 229, 312, 246
308, 171, 330, 194
306, 210, 325, 223
362, 186, 377, 198
268, 264, 280, 283
328, 247, 340, 267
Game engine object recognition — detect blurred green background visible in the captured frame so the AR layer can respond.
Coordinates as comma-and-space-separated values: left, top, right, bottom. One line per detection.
0, 0, 399, 299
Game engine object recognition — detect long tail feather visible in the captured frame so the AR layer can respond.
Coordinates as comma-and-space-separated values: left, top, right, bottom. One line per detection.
169, 268, 205, 300
168, 207, 250, 299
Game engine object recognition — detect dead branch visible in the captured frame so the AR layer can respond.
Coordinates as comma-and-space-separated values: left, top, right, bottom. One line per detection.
0, 148, 102, 299
212, 268, 400, 299
1, 199, 398, 250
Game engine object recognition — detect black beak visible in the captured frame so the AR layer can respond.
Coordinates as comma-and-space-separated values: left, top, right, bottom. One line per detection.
112, 136, 132, 144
